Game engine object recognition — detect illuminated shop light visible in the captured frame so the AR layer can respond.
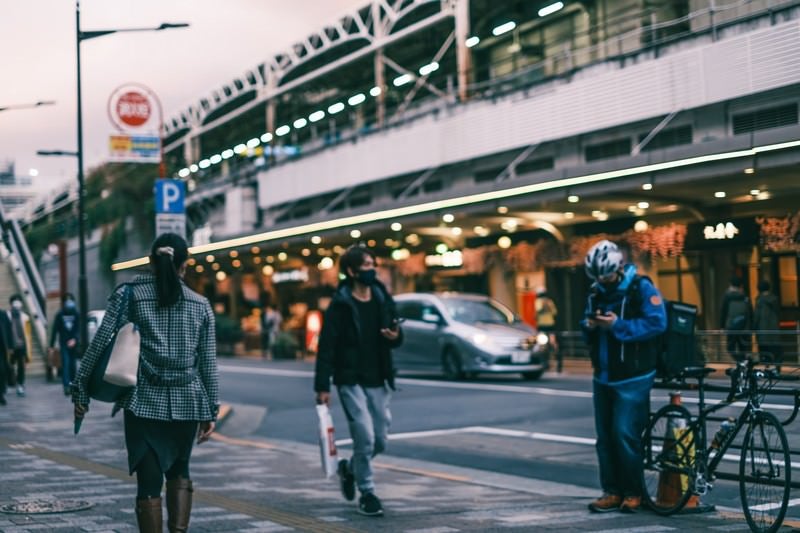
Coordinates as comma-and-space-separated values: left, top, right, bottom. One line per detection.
262, 265, 274, 276
216, 271, 226, 281
419, 62, 439, 76
311, 235, 322, 244
451, 227, 462, 236
348, 93, 366, 106
642, 183, 653, 190
750, 189, 760, 196
390, 222, 402, 231
229, 250, 238, 258
393, 74, 413, 87
435, 243, 448, 254
564, 212, 575, 219
247, 138, 260, 148
293, 118, 308, 129
497, 206, 508, 214
319, 257, 334, 270
198, 159, 211, 169
497, 236, 512, 249
391, 248, 411, 261
350, 229, 362, 239
465, 36, 480, 48
492, 21, 516, 36
328, 102, 345, 114
538, 2, 564, 17
195, 265, 204, 273
178, 168, 190, 178
744, 167, 755, 174
442, 213, 455, 223
206, 255, 215, 263
189, 164, 199, 173
209, 154, 222, 165
634, 220, 649, 232
278, 252, 288, 261
301, 248, 311, 257
260, 133, 273, 143
114, 140, 800, 271
637, 201, 649, 209
369, 86, 382, 97
473, 225, 489, 237
221, 149, 234, 159
568, 195, 579, 203
233, 144, 247, 154
275, 125, 291, 137
714, 191, 726, 198
250, 246, 260, 254
309, 110, 325, 123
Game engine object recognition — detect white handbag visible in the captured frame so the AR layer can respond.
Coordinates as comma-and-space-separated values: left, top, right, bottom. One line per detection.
103, 321, 141, 387
316, 404, 338, 478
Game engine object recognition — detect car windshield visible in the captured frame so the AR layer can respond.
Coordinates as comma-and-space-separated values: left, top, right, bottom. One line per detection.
442, 298, 515, 325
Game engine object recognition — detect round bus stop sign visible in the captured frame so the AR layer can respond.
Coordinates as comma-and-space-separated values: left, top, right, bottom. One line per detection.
116, 91, 151, 127
108, 84, 159, 132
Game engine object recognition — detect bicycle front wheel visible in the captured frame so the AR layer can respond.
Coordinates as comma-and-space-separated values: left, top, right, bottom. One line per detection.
739, 410, 791, 533
643, 404, 696, 515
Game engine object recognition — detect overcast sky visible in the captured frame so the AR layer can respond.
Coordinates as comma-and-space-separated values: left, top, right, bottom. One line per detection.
0, 0, 367, 194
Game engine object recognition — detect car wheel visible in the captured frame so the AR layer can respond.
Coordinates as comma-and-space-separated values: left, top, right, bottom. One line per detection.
521, 371, 543, 380
442, 348, 465, 381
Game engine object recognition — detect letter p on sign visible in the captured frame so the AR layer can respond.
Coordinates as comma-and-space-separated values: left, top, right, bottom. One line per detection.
155, 179, 185, 214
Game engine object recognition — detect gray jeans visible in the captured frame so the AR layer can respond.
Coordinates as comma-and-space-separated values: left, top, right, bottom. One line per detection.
338, 384, 391, 494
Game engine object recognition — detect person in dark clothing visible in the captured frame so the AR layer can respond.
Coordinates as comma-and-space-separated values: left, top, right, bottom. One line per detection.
581, 240, 667, 514
314, 246, 402, 517
720, 276, 752, 361
50, 292, 81, 395
753, 280, 781, 368
0, 305, 8, 405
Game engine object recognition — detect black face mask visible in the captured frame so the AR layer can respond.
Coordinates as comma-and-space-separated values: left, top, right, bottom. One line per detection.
355, 269, 377, 285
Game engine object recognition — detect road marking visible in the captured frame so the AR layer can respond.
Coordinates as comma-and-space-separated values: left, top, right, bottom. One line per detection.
749, 497, 800, 512
218, 364, 795, 409
334, 426, 596, 447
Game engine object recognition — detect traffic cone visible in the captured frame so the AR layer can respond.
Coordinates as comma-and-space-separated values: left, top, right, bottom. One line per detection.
655, 391, 700, 509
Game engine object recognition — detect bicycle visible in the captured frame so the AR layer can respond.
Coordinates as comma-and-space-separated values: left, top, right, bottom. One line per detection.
642, 358, 796, 533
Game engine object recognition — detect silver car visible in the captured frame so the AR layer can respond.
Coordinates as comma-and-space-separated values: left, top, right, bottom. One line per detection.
393, 293, 552, 380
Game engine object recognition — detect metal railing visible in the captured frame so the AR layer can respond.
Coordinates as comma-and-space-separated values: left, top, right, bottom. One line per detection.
557, 329, 800, 367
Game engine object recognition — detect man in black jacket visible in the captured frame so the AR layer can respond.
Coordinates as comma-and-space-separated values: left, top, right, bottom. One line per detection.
314, 246, 402, 517
49, 292, 81, 395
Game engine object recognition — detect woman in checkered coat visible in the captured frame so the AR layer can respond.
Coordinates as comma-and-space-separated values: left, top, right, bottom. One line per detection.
72, 233, 219, 533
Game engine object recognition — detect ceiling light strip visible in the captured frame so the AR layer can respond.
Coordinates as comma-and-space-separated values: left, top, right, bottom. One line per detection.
111, 143, 791, 271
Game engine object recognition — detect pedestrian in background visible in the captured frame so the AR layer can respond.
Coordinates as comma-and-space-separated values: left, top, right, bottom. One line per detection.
720, 275, 752, 361
753, 280, 781, 369
314, 246, 402, 517
49, 292, 81, 396
0, 302, 8, 406
261, 302, 282, 359
72, 233, 219, 533
534, 287, 560, 372
581, 240, 667, 513
5, 294, 31, 397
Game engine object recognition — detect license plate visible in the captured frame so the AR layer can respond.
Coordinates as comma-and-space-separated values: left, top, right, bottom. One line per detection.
511, 351, 530, 364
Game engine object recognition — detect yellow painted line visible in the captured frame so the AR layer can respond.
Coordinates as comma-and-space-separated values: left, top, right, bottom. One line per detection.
209, 432, 280, 450
373, 462, 470, 483
0, 436, 360, 533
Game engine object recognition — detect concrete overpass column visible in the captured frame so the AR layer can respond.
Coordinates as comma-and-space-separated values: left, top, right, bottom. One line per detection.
372, 0, 386, 127
454, 0, 472, 102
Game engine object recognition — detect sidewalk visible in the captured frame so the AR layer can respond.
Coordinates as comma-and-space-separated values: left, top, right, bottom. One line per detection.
0, 377, 787, 532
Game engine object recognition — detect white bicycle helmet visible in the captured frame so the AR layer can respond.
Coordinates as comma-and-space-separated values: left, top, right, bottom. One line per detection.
585, 240, 624, 280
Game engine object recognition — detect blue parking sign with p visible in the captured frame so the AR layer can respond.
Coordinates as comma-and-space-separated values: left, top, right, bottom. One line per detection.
155, 179, 185, 214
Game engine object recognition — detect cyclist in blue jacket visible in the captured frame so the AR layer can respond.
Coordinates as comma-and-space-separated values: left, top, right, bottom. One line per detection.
581, 240, 667, 513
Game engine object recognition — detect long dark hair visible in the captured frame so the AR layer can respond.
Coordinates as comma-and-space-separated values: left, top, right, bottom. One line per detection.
150, 233, 189, 307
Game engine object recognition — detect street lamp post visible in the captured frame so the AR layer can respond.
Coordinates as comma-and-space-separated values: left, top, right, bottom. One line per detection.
73, 0, 188, 350
0, 101, 56, 113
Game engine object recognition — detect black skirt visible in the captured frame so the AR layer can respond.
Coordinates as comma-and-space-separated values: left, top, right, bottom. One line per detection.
123, 410, 198, 475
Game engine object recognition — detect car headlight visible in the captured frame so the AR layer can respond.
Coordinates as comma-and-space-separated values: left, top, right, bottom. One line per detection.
536, 333, 549, 345
472, 333, 488, 345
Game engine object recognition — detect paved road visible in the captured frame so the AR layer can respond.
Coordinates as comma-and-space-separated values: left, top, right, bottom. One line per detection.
0, 360, 796, 532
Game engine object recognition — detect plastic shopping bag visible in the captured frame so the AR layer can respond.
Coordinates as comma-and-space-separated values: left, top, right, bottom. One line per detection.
316, 404, 338, 478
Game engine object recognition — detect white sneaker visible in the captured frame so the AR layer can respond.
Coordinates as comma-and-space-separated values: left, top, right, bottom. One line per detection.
16, 385, 24, 397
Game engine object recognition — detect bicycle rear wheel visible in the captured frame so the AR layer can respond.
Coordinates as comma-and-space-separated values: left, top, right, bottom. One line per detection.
642, 404, 696, 515
739, 410, 791, 533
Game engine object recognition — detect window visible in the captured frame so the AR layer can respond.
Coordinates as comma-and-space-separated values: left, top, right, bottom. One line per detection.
396, 301, 422, 321
516, 156, 554, 174
585, 138, 631, 162
732, 104, 798, 135
637, 125, 692, 152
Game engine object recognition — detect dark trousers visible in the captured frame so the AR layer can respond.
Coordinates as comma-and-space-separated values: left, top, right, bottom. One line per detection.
10, 348, 26, 386
59, 341, 78, 389
593, 375, 653, 497
727, 333, 751, 361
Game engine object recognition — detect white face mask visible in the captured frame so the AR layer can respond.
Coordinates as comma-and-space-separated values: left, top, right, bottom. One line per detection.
11, 301, 22, 310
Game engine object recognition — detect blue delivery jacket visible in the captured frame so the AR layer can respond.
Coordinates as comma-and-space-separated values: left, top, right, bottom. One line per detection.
581, 265, 667, 383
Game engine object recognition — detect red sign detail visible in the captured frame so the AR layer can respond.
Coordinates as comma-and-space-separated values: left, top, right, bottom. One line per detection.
116, 91, 151, 127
